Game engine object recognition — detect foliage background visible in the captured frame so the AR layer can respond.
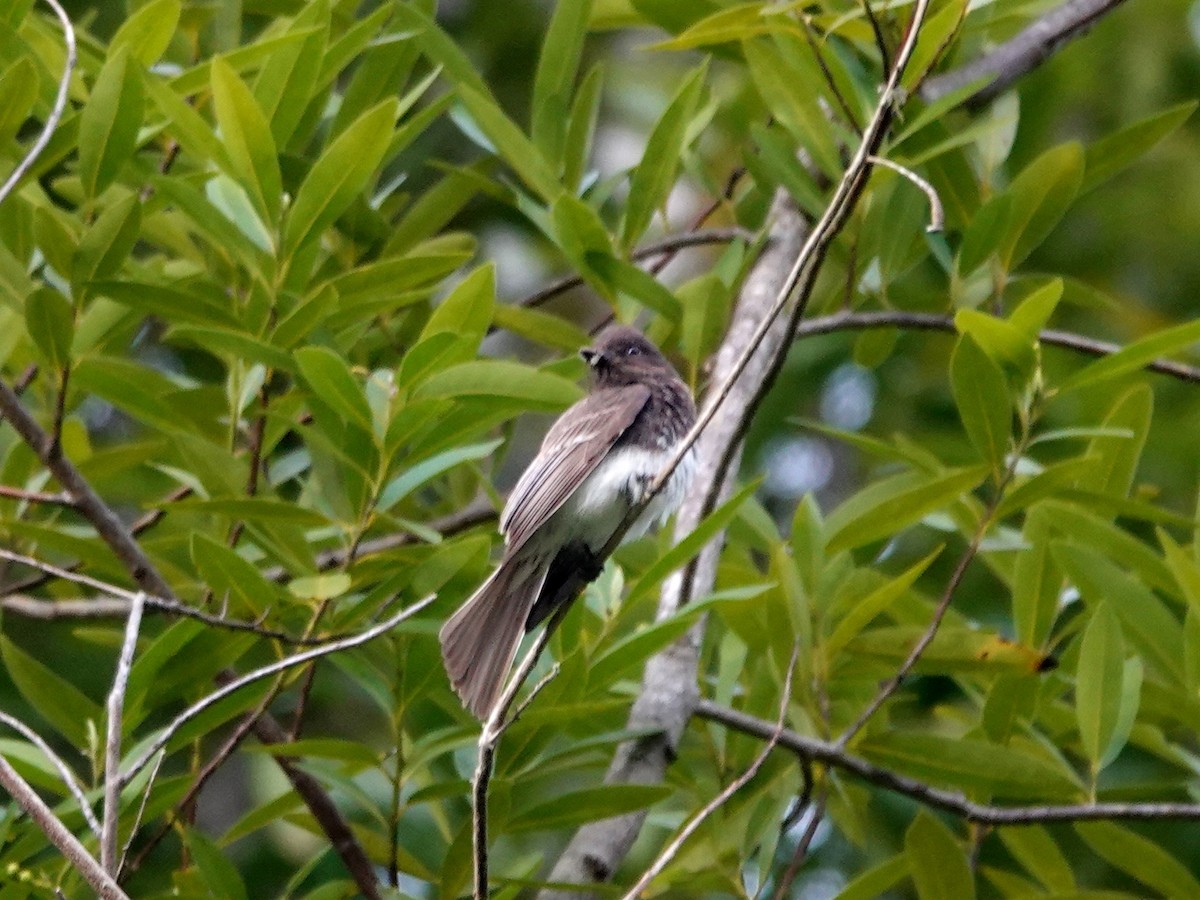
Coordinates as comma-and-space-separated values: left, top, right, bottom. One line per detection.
1, 0, 1200, 897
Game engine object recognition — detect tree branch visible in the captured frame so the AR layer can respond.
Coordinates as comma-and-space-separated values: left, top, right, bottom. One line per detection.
0, 755, 127, 899
118, 593, 436, 788
0, 383, 388, 898
920, 0, 1131, 109
0, 711, 100, 837
102, 592, 145, 874
792, 309, 1200, 384
696, 700, 1200, 825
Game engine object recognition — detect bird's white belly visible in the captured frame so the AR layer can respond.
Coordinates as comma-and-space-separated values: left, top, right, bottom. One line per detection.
546, 444, 696, 551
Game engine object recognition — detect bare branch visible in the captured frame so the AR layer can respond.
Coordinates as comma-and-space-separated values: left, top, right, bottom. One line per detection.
473, 605, 567, 899
697, 700, 1200, 825
119, 593, 436, 788
102, 592, 145, 874
791, 310, 1200, 384
0, 755, 127, 900
0, 484, 75, 506
920, 0, 1130, 109
620, 645, 799, 900
518, 228, 749, 311
0, 711, 100, 837
0, 0, 76, 208
866, 155, 944, 232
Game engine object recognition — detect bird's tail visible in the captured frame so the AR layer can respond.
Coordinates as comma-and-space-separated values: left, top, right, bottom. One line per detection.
439, 552, 548, 719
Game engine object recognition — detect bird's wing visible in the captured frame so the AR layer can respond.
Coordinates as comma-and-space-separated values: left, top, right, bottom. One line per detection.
499, 384, 651, 553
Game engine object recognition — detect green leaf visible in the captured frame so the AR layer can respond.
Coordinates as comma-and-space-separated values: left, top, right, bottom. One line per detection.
1083, 101, 1196, 194
168, 325, 296, 372
586, 254, 681, 320
956, 193, 1010, 276
1008, 278, 1063, 339
905, 811, 974, 900
110, 0, 181, 65
191, 533, 278, 616
998, 827, 1075, 892
457, 85, 561, 202
295, 346, 373, 430
492, 305, 591, 352
1057, 318, 1200, 393
627, 479, 760, 603
563, 63, 604, 190
419, 264, 495, 359
187, 828, 249, 900
1075, 602, 1124, 768
1001, 142, 1084, 268
1159, 528, 1200, 617
78, 48, 144, 197
953, 309, 1035, 375
743, 37, 839, 179
252, 0, 329, 146
0, 58, 38, 146
621, 62, 707, 248
825, 547, 941, 658
1074, 822, 1200, 897
505, 785, 671, 833
288, 572, 352, 602
416, 361, 584, 410
283, 98, 397, 255
950, 334, 1011, 472
1, 637, 102, 746
1079, 383, 1151, 498
859, 732, 1080, 800
210, 56, 282, 225
24, 288, 73, 370
73, 195, 142, 291
1053, 541, 1184, 681
824, 465, 989, 554
531, 0, 593, 168
1012, 507, 1059, 647
376, 439, 501, 515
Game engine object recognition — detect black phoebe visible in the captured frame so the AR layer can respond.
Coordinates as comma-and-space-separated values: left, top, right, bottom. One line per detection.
439, 325, 697, 718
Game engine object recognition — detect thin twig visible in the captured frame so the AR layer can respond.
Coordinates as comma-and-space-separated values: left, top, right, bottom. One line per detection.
801, 18, 863, 134
473, 605, 568, 898
620, 645, 799, 900
118, 594, 435, 788
771, 785, 827, 900
790, 310, 1200, 384
0, 553, 329, 644
518, 228, 748, 311
0, 484, 75, 506
866, 155, 944, 232
0, 711, 101, 837
836, 441, 1023, 748
0, 755, 128, 899
0, 0, 76, 208
116, 749, 163, 879
102, 592, 145, 873
697, 700, 1200, 825
860, 0, 891, 72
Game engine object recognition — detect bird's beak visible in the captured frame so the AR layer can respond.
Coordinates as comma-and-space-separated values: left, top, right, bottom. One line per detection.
580, 347, 606, 368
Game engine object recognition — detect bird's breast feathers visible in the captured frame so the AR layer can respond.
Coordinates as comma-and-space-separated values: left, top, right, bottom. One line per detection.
548, 442, 697, 550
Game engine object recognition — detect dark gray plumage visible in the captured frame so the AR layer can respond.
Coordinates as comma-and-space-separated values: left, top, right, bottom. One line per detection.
439, 326, 697, 718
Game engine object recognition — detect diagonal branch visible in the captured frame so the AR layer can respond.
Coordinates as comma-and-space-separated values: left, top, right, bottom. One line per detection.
0, 711, 101, 837
920, 0, 1131, 109
0, 755, 127, 899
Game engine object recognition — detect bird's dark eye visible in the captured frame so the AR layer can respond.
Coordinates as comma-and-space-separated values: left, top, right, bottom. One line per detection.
624, 345, 640, 357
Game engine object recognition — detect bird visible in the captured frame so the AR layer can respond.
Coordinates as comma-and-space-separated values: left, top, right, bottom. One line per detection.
439, 325, 698, 719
